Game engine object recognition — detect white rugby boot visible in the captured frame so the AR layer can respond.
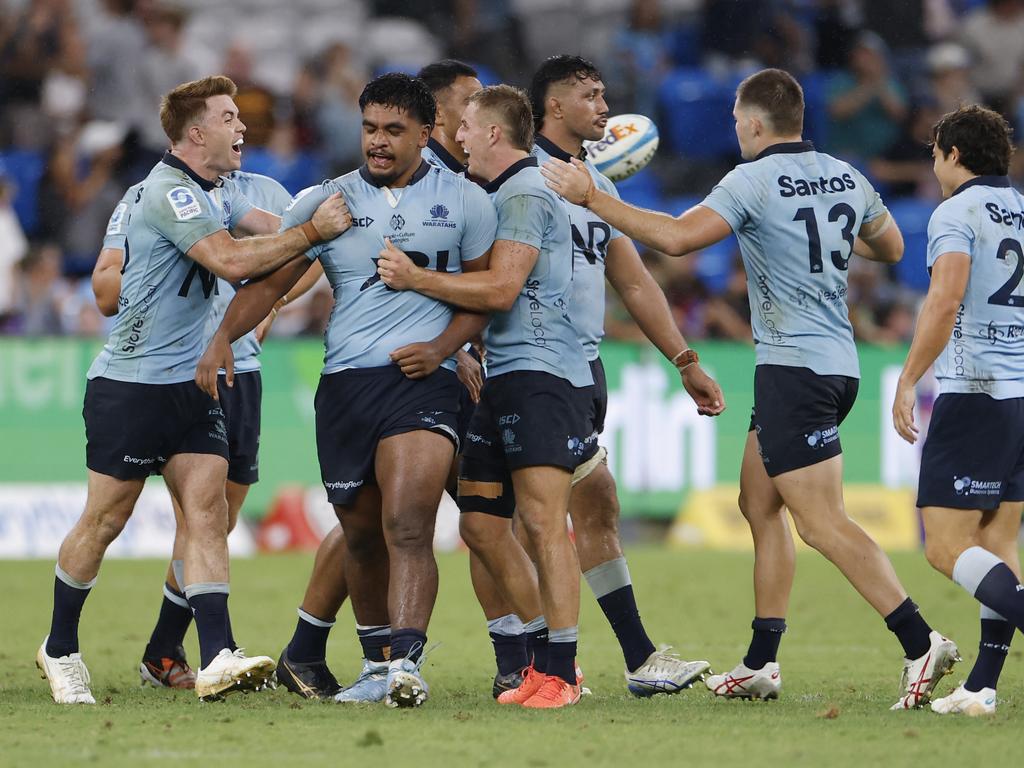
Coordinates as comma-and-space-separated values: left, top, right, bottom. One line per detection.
385, 653, 429, 708
705, 661, 781, 700
626, 650, 711, 697
334, 659, 389, 703
890, 631, 960, 710
194, 648, 276, 701
931, 683, 996, 716
37, 637, 95, 704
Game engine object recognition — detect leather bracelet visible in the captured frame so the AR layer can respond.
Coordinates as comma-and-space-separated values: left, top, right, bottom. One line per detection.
300, 220, 323, 245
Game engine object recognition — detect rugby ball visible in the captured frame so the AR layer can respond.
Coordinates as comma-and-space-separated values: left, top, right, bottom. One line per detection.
584, 114, 659, 182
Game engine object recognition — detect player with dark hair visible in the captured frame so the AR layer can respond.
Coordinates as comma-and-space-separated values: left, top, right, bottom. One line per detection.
894, 105, 1023, 716
529, 54, 720, 695
543, 67, 958, 709
198, 73, 497, 708
378, 84, 592, 709
36, 75, 352, 704
418, 59, 481, 175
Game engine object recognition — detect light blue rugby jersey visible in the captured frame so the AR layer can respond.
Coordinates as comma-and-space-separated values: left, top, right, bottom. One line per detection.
200, 171, 293, 372
483, 156, 593, 387
422, 137, 466, 175
533, 135, 624, 361
927, 176, 1024, 399
281, 161, 496, 373
88, 153, 253, 384
702, 141, 886, 378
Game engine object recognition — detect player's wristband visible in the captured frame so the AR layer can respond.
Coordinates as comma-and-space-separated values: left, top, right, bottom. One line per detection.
671, 348, 699, 370
299, 220, 323, 245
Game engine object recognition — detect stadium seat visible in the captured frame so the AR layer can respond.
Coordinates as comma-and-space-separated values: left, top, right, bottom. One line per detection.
0, 149, 45, 236
657, 68, 736, 158
614, 168, 661, 210
241, 147, 327, 194
889, 199, 934, 293
799, 70, 835, 149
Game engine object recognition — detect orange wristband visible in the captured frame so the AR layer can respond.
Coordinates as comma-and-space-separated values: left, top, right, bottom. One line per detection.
300, 220, 323, 245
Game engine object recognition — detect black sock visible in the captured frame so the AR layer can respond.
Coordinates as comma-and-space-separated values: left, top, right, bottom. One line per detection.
489, 631, 529, 675
596, 585, 657, 672
884, 597, 933, 659
189, 592, 230, 668
547, 627, 578, 685
46, 575, 92, 658
743, 617, 786, 670
287, 611, 334, 663
143, 584, 193, 661
390, 628, 427, 662
526, 625, 549, 674
224, 610, 237, 653
973, 563, 1024, 629
965, 618, 1014, 692
356, 624, 391, 662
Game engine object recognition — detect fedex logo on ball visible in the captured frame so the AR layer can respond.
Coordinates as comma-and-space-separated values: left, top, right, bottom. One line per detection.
583, 114, 660, 182
586, 120, 641, 155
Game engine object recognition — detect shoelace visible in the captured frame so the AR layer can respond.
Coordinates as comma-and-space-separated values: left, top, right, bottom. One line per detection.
58, 657, 90, 694
532, 676, 571, 702
399, 641, 442, 675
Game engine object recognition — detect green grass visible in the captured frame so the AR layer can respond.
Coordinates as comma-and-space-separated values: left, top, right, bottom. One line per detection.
1, 549, 1020, 767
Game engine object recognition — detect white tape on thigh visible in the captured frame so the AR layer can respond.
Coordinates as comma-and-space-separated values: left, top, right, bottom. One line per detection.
572, 446, 607, 486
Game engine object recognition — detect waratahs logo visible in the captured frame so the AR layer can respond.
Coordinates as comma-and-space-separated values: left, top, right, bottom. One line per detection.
390, 214, 405, 230
430, 203, 449, 219
953, 476, 972, 495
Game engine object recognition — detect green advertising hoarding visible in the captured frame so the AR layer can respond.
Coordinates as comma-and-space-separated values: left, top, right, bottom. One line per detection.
0, 338, 917, 518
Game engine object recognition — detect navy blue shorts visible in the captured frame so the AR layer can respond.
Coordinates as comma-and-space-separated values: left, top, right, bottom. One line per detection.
749, 365, 859, 478
315, 365, 460, 506
218, 370, 261, 486
83, 377, 228, 480
917, 393, 1024, 510
458, 370, 594, 518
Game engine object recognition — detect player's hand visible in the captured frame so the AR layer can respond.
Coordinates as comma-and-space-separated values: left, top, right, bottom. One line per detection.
390, 340, 444, 379
892, 379, 919, 444
455, 348, 483, 403
377, 238, 420, 291
311, 192, 353, 240
254, 308, 277, 344
540, 157, 594, 206
681, 365, 726, 416
196, 333, 233, 400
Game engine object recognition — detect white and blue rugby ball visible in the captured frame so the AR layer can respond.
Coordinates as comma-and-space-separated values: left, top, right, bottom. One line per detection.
584, 114, 659, 182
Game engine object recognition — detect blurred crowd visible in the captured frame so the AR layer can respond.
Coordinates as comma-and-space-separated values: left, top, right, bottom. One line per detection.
1, 0, 1022, 346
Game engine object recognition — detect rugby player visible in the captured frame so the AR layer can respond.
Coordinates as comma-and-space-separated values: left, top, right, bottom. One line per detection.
197, 74, 496, 708
893, 105, 1024, 716
542, 68, 958, 709
36, 75, 352, 704
531, 54, 720, 695
378, 85, 592, 709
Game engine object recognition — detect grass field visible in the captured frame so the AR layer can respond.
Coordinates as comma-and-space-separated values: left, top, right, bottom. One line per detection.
2, 548, 1021, 767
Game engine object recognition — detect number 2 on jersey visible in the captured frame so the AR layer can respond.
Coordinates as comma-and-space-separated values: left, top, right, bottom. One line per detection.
794, 203, 856, 274
988, 238, 1024, 307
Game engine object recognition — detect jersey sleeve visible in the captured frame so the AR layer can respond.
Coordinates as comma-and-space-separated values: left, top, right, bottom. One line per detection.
459, 182, 498, 261
494, 192, 552, 250
142, 180, 226, 255
596, 174, 625, 241
102, 196, 132, 250
851, 168, 887, 224
927, 199, 976, 268
280, 183, 332, 261
700, 166, 756, 232
224, 179, 255, 229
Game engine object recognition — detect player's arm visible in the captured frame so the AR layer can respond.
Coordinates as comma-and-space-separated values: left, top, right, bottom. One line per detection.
540, 157, 732, 256
195, 255, 314, 399
605, 236, 724, 415
892, 251, 970, 443
254, 258, 326, 343
854, 211, 903, 264
233, 207, 282, 237
91, 247, 124, 316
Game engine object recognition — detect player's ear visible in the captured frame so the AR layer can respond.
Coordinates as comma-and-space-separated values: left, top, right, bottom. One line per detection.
489, 123, 500, 147
419, 123, 431, 148
547, 95, 562, 121
188, 122, 205, 147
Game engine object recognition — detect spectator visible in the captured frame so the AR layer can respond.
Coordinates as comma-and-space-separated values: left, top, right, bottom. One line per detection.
926, 42, 980, 113
704, 259, 752, 343
314, 41, 367, 175
222, 41, 277, 148
0, 166, 29, 324
869, 103, 943, 199
604, 0, 672, 117
960, 0, 1024, 115
13, 243, 67, 335
827, 31, 907, 161
83, 0, 146, 126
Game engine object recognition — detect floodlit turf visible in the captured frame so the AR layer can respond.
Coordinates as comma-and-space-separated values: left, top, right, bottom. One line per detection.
2, 548, 1021, 766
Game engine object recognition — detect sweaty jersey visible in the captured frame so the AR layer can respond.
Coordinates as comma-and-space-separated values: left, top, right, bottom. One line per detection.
702, 141, 886, 378
201, 171, 293, 372
483, 156, 592, 388
282, 161, 496, 373
533, 135, 624, 361
88, 153, 253, 384
928, 176, 1024, 399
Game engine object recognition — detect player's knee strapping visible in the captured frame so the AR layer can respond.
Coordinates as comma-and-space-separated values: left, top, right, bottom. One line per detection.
457, 474, 515, 518
572, 445, 607, 486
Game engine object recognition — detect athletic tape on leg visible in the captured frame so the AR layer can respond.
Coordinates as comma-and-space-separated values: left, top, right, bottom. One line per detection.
572, 446, 607, 486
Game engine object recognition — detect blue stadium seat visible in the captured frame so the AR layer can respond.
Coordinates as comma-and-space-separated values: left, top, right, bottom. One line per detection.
613, 168, 661, 210
799, 70, 835, 149
889, 199, 935, 293
0, 149, 45, 236
240, 148, 327, 194
657, 69, 737, 158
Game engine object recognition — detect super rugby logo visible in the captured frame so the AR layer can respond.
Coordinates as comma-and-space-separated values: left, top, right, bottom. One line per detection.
166, 187, 202, 221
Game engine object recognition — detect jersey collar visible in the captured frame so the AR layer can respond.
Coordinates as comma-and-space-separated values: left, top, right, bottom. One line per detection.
755, 140, 815, 160
426, 138, 466, 174
951, 175, 1012, 197
535, 133, 586, 162
484, 156, 538, 193
161, 151, 220, 191
358, 159, 432, 189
